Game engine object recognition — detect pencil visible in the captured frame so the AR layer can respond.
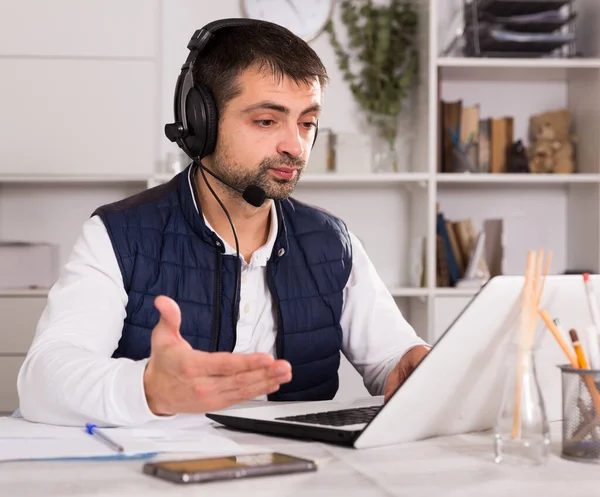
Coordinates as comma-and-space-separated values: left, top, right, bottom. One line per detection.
570, 329, 590, 369
539, 310, 578, 367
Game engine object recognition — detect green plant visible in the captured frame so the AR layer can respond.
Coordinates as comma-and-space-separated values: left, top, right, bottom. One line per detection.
326, 0, 419, 171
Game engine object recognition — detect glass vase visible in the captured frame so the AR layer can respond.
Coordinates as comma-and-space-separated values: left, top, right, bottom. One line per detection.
368, 113, 399, 173
493, 343, 550, 465
368, 112, 414, 174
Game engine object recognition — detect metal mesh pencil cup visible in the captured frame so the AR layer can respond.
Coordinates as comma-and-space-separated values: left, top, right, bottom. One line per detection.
559, 365, 600, 463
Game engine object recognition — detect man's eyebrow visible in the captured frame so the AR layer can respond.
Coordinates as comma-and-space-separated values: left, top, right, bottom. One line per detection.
241, 101, 321, 116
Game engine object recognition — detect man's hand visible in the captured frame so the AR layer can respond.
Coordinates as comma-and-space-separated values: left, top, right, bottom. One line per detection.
383, 345, 431, 402
143, 296, 292, 416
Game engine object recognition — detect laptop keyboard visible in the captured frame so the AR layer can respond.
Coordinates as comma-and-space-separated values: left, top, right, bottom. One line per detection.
275, 406, 381, 427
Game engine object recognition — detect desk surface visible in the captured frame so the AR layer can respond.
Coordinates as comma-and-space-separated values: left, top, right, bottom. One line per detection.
1, 422, 599, 497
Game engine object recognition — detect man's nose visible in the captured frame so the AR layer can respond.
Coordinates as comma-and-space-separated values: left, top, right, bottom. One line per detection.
276, 124, 304, 158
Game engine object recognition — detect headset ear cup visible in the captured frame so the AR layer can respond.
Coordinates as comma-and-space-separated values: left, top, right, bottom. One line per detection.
195, 83, 219, 158
183, 87, 207, 159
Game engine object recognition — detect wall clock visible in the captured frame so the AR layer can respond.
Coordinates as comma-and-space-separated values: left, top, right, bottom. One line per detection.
240, 0, 335, 42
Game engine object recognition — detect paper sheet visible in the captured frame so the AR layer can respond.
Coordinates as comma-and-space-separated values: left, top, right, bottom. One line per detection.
0, 415, 243, 462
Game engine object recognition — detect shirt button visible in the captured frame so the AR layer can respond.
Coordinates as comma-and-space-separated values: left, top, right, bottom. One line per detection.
277, 248, 285, 257
244, 303, 250, 314
241, 274, 247, 284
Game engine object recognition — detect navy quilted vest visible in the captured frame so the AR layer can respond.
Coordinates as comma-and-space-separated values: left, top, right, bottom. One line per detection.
93, 165, 352, 401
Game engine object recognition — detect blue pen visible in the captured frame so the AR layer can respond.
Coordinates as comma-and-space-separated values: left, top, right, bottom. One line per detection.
85, 423, 125, 453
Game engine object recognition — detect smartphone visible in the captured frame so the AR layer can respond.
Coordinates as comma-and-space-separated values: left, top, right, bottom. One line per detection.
142, 452, 317, 484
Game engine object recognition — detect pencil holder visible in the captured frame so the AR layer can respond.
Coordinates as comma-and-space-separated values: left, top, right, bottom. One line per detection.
559, 365, 600, 463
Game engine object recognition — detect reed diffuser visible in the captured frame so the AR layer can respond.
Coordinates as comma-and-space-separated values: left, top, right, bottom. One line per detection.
494, 249, 552, 465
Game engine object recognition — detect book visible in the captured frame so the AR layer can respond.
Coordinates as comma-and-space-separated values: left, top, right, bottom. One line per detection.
478, 118, 491, 172
490, 116, 514, 173
441, 100, 463, 173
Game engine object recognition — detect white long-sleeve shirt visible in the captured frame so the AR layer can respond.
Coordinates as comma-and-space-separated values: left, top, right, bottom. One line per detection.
17, 192, 426, 427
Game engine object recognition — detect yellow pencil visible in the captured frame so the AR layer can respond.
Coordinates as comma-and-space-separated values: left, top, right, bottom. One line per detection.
570, 329, 590, 370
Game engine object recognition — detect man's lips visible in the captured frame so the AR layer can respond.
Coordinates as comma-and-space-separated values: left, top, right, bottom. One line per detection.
269, 166, 300, 180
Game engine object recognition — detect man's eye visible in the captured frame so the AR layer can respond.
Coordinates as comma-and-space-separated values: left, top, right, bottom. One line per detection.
255, 120, 274, 127
302, 122, 317, 129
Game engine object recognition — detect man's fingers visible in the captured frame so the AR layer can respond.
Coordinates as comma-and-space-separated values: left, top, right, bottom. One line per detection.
208, 377, 284, 411
215, 360, 292, 394
197, 351, 277, 376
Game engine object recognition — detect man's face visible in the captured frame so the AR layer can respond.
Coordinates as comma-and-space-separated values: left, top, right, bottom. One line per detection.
208, 65, 322, 201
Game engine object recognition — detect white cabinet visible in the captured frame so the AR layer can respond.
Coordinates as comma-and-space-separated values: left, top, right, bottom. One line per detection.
0, 296, 45, 353
0, 357, 26, 413
1, 59, 157, 177
0, 0, 159, 178
0, 294, 46, 413
0, 0, 158, 58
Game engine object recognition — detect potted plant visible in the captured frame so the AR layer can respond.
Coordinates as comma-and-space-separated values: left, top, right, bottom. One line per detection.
326, 0, 419, 173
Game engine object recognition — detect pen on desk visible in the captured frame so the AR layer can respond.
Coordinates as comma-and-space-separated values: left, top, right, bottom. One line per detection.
85, 423, 125, 453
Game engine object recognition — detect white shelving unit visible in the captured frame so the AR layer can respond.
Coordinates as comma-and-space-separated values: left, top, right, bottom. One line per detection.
427, 0, 600, 342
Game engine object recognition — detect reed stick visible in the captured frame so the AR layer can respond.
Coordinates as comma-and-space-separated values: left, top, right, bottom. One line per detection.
512, 249, 551, 439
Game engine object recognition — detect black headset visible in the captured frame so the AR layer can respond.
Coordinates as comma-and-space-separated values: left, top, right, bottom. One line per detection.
164, 17, 318, 161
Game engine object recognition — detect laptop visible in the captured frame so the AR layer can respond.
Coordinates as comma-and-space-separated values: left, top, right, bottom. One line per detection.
207, 274, 597, 449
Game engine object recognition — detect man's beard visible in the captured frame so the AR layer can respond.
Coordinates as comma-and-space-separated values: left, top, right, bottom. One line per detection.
212, 152, 306, 201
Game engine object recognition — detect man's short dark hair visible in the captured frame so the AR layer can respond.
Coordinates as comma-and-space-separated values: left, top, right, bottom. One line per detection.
192, 22, 328, 115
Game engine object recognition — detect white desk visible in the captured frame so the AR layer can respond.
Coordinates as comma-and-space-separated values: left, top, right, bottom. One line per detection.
1, 421, 599, 496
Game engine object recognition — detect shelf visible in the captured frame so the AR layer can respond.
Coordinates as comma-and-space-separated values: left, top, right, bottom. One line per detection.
437, 57, 600, 70
388, 287, 482, 298
152, 173, 431, 187
300, 173, 430, 186
0, 174, 151, 184
436, 173, 600, 186
0, 288, 49, 297
389, 287, 429, 297
434, 287, 480, 297
438, 57, 600, 81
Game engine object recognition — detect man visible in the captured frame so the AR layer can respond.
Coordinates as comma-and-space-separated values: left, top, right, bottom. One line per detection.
17, 19, 429, 427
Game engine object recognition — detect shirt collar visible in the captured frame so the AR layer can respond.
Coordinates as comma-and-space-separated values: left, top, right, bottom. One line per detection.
189, 166, 278, 267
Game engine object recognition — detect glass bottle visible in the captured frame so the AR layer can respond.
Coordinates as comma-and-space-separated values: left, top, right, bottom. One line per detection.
493, 343, 550, 465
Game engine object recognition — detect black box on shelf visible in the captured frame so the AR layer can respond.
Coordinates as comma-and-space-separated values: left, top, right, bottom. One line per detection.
476, 0, 570, 17
462, 0, 578, 58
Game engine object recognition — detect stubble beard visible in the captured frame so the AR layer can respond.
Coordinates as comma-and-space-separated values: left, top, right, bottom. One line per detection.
212, 147, 306, 201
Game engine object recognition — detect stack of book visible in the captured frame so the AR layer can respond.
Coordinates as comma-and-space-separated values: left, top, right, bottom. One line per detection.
440, 99, 514, 174
463, 0, 577, 58
436, 207, 504, 289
